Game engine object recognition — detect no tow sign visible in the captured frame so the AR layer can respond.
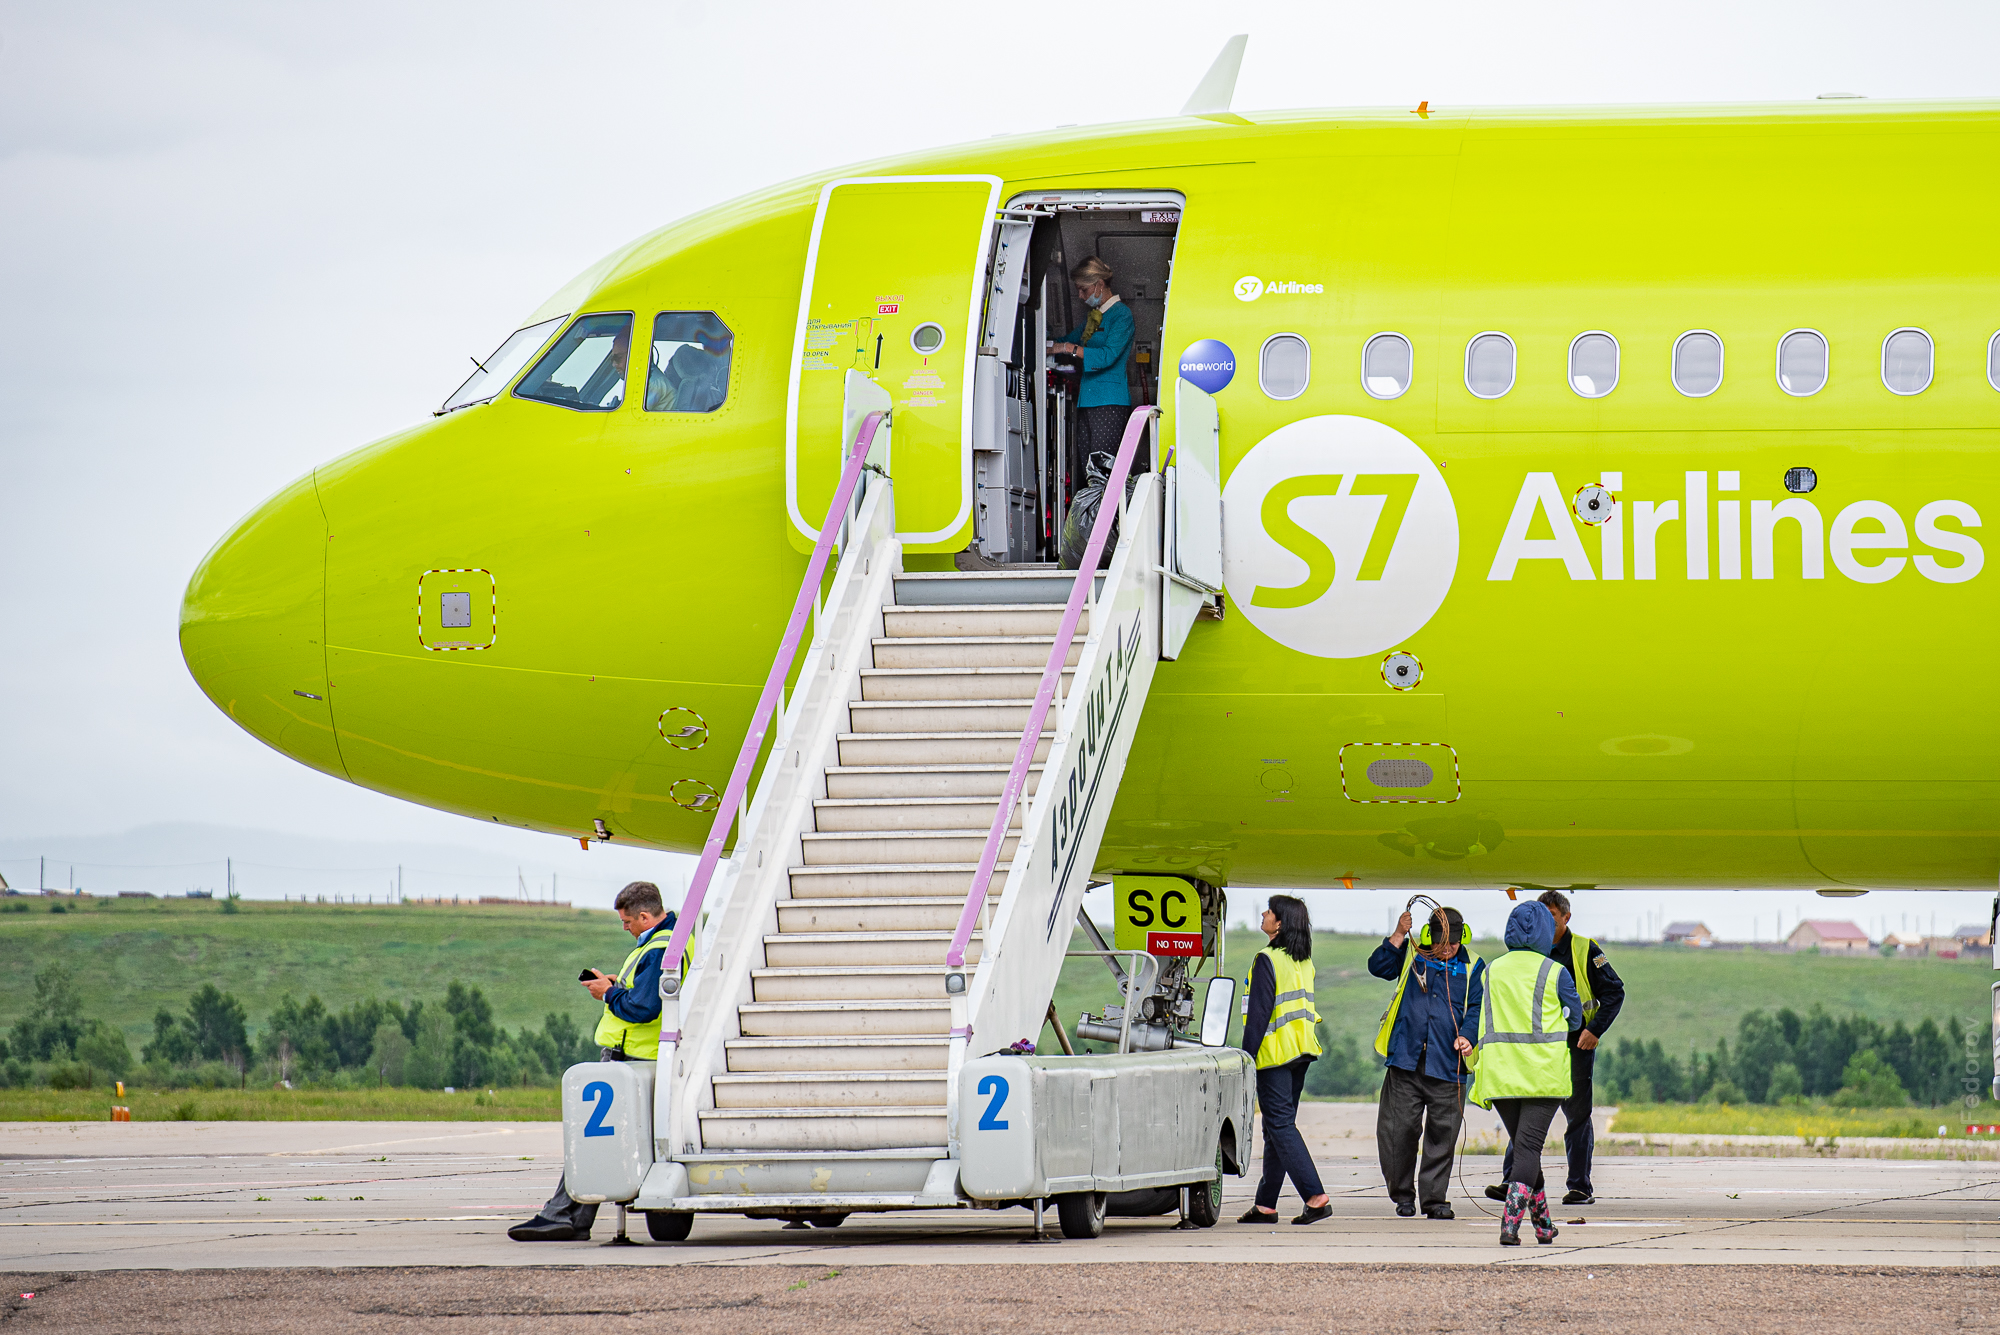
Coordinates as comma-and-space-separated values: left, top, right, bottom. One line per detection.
1113, 875, 1204, 956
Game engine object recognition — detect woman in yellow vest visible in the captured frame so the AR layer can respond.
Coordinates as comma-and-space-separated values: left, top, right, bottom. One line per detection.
1237, 896, 1332, 1225
1469, 900, 1583, 1245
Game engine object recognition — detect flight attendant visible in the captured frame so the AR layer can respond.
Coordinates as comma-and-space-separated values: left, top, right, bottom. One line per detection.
1237, 895, 1333, 1225
1469, 900, 1584, 1246
1049, 257, 1136, 460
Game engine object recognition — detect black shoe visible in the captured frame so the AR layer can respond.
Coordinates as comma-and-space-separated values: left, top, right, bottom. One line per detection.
1423, 1204, 1455, 1220
1395, 1201, 1416, 1217
507, 1219, 584, 1242
1563, 1190, 1594, 1205
1484, 1184, 1507, 1202
1293, 1202, 1333, 1225
1237, 1206, 1280, 1224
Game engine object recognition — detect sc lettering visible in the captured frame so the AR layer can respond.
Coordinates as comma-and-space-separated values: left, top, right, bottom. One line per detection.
1124, 885, 1190, 930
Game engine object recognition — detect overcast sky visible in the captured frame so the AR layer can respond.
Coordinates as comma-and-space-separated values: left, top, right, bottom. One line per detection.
4, 0, 1999, 923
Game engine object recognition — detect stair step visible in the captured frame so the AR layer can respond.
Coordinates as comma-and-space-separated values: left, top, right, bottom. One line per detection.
836, 733, 1053, 766
711, 1071, 948, 1108
871, 636, 1081, 670
762, 930, 980, 967
825, 763, 1043, 800
750, 965, 959, 1002
858, 667, 1073, 702
894, 570, 1098, 606
787, 863, 1008, 898
697, 1106, 949, 1151
799, 829, 1018, 866
724, 1037, 951, 1072
847, 699, 1034, 733
813, 796, 1024, 833
736, 1000, 953, 1037
775, 896, 980, 933
882, 604, 1083, 639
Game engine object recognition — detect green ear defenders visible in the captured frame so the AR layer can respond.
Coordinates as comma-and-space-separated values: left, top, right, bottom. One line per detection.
1417, 917, 1472, 948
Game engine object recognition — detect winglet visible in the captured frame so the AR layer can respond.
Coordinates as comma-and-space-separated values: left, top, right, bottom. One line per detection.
1180, 34, 1249, 122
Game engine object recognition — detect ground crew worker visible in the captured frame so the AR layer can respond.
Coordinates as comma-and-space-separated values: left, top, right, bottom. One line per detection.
1469, 900, 1583, 1246
1237, 895, 1332, 1226
509, 881, 677, 1242
1368, 904, 1486, 1219
1483, 889, 1625, 1205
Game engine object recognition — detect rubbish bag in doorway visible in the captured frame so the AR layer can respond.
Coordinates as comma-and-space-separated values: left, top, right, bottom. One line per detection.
1059, 451, 1138, 570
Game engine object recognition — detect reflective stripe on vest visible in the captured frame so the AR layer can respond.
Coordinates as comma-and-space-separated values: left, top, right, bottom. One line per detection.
1570, 934, 1597, 1018
1372, 941, 1419, 1059
1248, 947, 1323, 1069
593, 932, 673, 1059
1468, 950, 1572, 1106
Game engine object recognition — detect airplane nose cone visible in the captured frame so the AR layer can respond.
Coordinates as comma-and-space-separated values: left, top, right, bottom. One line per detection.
179, 472, 347, 779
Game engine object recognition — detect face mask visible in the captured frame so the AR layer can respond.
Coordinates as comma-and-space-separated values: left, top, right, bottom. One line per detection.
1084, 293, 1103, 308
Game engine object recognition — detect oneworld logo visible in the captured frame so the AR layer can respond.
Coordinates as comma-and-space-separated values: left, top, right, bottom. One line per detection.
1234, 275, 1325, 302
1222, 416, 1459, 659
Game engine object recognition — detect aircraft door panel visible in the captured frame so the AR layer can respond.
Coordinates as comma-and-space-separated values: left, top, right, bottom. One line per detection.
787, 175, 999, 552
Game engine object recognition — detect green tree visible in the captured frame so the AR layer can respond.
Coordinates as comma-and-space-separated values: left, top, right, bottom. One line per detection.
1303, 1031, 1380, 1097
1734, 1010, 1796, 1104
184, 984, 249, 1062
258, 994, 330, 1076
405, 1008, 455, 1089
74, 1022, 132, 1079
8, 963, 86, 1061
141, 1008, 197, 1066
369, 1021, 411, 1086
1830, 1049, 1910, 1107
1766, 1062, 1805, 1103
443, 982, 496, 1047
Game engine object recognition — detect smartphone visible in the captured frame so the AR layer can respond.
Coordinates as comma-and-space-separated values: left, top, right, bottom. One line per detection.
579, 969, 598, 982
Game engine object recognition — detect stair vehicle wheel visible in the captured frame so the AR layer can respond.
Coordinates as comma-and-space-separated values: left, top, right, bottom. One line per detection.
1187, 1144, 1224, 1228
643, 1210, 695, 1242
1055, 1191, 1107, 1239
806, 1213, 849, 1229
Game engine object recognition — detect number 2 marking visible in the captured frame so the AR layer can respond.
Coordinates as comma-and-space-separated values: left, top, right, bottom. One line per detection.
582, 1080, 615, 1137
976, 1074, 1010, 1130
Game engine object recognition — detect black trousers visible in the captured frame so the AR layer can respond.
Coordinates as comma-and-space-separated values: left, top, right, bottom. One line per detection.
1492, 1097, 1562, 1192
1254, 1057, 1325, 1209
1376, 1064, 1464, 1209
531, 1175, 598, 1232
1499, 1067, 1595, 1193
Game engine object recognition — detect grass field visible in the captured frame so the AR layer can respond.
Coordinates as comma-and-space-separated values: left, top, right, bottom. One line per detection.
1609, 1099, 2000, 1140
0, 1084, 559, 1122
0, 896, 622, 1051
1047, 928, 1995, 1061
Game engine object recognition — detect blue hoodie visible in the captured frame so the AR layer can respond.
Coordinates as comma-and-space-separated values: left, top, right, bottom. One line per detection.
1502, 902, 1584, 1032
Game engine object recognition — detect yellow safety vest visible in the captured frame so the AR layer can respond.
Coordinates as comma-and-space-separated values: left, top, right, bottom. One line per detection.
1568, 933, 1598, 1019
1374, 941, 1485, 1068
592, 927, 676, 1060
1468, 949, 1574, 1109
1248, 946, 1323, 1069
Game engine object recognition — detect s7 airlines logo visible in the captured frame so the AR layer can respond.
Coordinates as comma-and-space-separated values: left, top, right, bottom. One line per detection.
1222, 416, 1459, 658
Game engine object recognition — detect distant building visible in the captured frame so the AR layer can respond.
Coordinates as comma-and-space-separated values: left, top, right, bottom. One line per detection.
1883, 932, 1927, 955
1788, 919, 1871, 953
1951, 923, 1993, 948
1663, 921, 1714, 946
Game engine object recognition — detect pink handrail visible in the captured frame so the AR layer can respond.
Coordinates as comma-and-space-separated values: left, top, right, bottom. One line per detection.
945, 404, 1157, 970
659, 411, 887, 985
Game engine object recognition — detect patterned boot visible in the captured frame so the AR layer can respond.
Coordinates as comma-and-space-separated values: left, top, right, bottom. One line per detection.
1499, 1182, 1529, 1245
1530, 1188, 1559, 1244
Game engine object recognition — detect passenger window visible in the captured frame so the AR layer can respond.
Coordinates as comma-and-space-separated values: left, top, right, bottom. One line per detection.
440, 316, 567, 414
1881, 327, 1932, 395
646, 312, 733, 413
1990, 331, 2000, 391
1260, 334, 1310, 400
1464, 333, 1514, 398
1362, 333, 1412, 399
1672, 330, 1724, 397
514, 313, 632, 411
1778, 329, 1828, 396
1569, 332, 1619, 398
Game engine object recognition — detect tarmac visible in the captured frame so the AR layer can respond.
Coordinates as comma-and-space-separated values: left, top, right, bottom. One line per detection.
2, 1105, 1994, 1271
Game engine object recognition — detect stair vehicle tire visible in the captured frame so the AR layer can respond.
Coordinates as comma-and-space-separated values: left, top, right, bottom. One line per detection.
1187, 1144, 1224, 1228
643, 1210, 695, 1242
806, 1213, 849, 1229
1055, 1191, 1107, 1239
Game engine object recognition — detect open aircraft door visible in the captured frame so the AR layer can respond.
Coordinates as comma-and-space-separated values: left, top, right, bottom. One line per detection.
786, 175, 1000, 553
1163, 378, 1222, 658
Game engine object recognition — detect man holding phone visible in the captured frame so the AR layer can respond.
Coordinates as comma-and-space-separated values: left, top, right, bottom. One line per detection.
509, 881, 678, 1242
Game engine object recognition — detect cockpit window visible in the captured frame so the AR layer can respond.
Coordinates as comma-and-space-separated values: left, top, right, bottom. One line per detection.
438, 316, 566, 414
513, 313, 632, 411
646, 312, 733, 412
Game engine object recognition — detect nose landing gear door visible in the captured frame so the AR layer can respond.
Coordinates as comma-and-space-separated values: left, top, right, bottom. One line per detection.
786, 175, 1000, 553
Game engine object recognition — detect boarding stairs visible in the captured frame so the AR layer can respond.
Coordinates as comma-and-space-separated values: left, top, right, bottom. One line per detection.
636, 385, 1222, 1216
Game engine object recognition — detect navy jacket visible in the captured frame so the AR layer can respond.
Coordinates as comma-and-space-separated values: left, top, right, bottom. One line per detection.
1367, 937, 1485, 1085
1552, 928, 1625, 1076
602, 911, 677, 1024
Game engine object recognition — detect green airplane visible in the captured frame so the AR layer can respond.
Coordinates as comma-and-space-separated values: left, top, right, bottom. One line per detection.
180, 91, 2000, 899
